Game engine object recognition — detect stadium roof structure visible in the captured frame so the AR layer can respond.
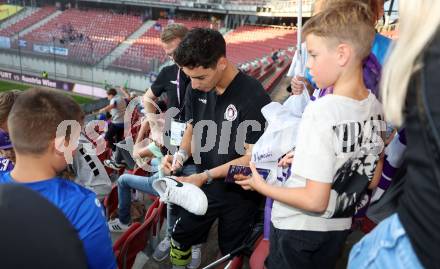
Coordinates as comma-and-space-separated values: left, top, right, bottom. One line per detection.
77, 0, 315, 17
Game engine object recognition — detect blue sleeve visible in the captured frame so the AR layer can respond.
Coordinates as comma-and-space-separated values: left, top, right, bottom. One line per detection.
74, 195, 116, 269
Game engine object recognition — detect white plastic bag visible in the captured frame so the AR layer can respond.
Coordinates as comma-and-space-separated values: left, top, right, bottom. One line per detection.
252, 93, 308, 163
252, 93, 309, 184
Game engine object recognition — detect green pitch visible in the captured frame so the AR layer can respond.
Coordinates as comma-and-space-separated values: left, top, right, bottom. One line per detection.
0, 80, 95, 104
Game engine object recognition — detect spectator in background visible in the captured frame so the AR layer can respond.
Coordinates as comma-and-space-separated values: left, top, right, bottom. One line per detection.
72, 113, 112, 200
0, 88, 116, 269
99, 88, 127, 151
271, 48, 279, 62
105, 23, 201, 267
288, 0, 391, 96
154, 21, 162, 31
105, 23, 191, 171
117, 85, 139, 106
104, 100, 167, 171
0, 90, 21, 172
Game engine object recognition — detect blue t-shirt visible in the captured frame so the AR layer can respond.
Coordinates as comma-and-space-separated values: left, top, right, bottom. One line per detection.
0, 157, 14, 172
0, 173, 116, 269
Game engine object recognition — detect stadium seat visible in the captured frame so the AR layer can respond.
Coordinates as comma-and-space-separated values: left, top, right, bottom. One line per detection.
104, 184, 118, 220
249, 239, 269, 269
116, 207, 159, 269
225, 25, 296, 66
114, 197, 161, 269
263, 60, 290, 92
21, 8, 142, 64
112, 18, 217, 72
113, 222, 141, 264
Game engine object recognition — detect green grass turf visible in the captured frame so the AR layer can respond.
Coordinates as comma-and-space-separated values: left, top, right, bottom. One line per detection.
0, 80, 94, 104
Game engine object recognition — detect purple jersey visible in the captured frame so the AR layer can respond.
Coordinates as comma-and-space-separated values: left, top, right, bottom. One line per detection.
0, 157, 14, 172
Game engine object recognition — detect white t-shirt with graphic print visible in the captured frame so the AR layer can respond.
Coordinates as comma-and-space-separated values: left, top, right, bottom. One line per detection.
271, 92, 384, 232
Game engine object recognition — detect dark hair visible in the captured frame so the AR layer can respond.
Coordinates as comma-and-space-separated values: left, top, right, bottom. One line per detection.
8, 88, 83, 154
173, 28, 226, 69
107, 88, 117, 96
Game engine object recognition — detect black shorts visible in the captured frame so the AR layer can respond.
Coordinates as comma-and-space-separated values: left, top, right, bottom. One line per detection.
171, 180, 262, 254
265, 223, 349, 269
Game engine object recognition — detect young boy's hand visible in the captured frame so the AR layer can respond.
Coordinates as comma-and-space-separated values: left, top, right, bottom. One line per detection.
234, 162, 266, 192
278, 151, 294, 168
290, 76, 307, 95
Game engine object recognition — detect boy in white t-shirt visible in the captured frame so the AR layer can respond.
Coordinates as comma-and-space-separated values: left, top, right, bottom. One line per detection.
236, 2, 385, 268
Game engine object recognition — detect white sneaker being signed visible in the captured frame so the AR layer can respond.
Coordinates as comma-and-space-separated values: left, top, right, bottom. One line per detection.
152, 176, 208, 215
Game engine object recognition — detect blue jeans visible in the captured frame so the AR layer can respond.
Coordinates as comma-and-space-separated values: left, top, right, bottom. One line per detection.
348, 213, 423, 269
117, 163, 198, 227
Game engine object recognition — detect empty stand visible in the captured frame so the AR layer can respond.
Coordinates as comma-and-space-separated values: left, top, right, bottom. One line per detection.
111, 18, 218, 72
0, 6, 55, 36
226, 25, 296, 65
21, 8, 142, 64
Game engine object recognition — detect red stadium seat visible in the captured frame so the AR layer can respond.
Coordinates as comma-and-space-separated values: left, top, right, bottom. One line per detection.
225, 25, 296, 66
249, 239, 269, 269
116, 208, 159, 269
104, 184, 118, 220
21, 8, 142, 64
114, 198, 161, 269
111, 18, 219, 72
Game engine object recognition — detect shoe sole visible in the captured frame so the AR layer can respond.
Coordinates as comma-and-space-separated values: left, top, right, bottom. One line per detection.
108, 225, 128, 233
104, 163, 125, 171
